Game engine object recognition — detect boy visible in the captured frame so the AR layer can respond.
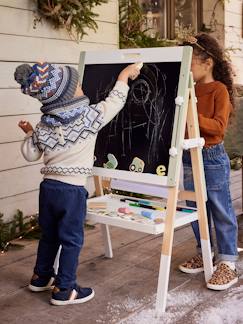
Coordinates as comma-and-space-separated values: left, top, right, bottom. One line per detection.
15, 61, 141, 305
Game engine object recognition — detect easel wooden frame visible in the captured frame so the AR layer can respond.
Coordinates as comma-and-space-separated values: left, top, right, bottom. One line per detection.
80, 47, 214, 313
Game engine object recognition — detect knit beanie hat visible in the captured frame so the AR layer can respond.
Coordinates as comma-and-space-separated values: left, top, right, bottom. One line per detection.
14, 62, 79, 105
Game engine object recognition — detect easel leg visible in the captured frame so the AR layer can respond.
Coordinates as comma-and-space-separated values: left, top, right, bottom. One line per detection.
93, 176, 113, 258
101, 224, 113, 258
54, 245, 62, 275
187, 86, 214, 281
156, 186, 178, 314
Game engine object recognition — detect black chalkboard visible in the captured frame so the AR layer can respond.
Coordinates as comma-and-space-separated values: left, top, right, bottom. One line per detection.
82, 62, 181, 175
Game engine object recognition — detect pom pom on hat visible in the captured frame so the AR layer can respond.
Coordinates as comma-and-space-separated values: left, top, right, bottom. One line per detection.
14, 62, 79, 105
14, 64, 34, 87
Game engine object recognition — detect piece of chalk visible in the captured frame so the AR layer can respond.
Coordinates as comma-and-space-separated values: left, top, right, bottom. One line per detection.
118, 207, 132, 214
88, 202, 107, 209
140, 210, 164, 220
141, 210, 154, 219
136, 62, 143, 70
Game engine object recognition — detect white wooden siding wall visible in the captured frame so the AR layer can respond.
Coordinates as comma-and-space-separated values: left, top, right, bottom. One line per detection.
0, 0, 119, 221
203, 0, 225, 44
225, 0, 243, 84
203, 0, 243, 83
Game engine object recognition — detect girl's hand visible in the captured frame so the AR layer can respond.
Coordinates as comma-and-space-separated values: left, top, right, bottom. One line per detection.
18, 120, 34, 133
118, 62, 143, 84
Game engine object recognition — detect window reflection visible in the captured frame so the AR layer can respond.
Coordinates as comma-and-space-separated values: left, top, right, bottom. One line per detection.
138, 0, 201, 39
139, 0, 166, 38
174, 0, 197, 37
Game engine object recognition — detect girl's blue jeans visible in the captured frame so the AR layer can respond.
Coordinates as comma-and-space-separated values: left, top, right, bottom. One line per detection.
34, 179, 88, 289
183, 143, 238, 262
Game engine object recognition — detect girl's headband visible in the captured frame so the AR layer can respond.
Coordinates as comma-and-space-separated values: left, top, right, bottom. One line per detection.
184, 36, 217, 60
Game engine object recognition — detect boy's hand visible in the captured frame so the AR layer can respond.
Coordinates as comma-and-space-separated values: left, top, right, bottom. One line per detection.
118, 62, 143, 84
18, 120, 34, 134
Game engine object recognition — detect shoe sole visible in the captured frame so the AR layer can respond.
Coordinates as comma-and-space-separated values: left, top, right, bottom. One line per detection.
207, 277, 238, 291
28, 277, 55, 292
28, 284, 55, 292
50, 290, 95, 306
179, 265, 217, 274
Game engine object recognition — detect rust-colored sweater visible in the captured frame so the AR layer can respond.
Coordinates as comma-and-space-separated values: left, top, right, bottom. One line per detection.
195, 81, 232, 147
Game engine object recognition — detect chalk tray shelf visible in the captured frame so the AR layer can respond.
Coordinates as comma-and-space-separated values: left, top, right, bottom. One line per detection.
86, 194, 198, 235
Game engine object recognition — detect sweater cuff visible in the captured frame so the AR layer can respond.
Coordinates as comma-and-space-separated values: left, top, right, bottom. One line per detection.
24, 130, 34, 139
113, 80, 130, 93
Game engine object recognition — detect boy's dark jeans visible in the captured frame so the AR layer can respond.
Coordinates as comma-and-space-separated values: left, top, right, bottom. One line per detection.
34, 179, 88, 289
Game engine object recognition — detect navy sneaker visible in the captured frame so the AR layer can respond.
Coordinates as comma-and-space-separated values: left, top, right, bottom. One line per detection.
28, 273, 55, 292
50, 285, 95, 306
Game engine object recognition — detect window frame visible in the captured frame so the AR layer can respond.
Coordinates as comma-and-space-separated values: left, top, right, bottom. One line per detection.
167, 0, 203, 39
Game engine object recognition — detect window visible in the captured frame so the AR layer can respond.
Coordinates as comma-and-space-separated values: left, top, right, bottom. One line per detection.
139, 0, 203, 39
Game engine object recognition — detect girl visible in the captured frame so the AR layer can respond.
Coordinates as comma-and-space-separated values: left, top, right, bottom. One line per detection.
179, 33, 238, 290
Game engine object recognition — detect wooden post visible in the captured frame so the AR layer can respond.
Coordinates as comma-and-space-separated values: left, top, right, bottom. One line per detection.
156, 73, 213, 314
93, 176, 113, 258
186, 75, 214, 281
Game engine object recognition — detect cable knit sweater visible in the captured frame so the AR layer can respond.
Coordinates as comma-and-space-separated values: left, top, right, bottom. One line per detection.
21, 80, 129, 186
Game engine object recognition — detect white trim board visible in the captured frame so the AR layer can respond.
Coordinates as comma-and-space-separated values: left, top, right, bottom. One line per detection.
93, 167, 168, 186
84, 47, 184, 64
110, 179, 169, 198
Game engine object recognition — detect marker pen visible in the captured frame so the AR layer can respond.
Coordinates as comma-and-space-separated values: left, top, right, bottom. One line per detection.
129, 202, 157, 210
176, 207, 195, 213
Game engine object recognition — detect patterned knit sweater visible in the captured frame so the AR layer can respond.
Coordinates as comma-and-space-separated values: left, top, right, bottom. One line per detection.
21, 81, 129, 186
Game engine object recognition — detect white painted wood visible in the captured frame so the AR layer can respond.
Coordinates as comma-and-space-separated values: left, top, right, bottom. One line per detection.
0, 90, 41, 116
156, 254, 171, 314
86, 194, 198, 235
0, 0, 35, 10
0, 0, 119, 221
93, 1, 118, 23
93, 167, 168, 186
84, 47, 184, 64
0, 115, 40, 143
0, 164, 42, 198
225, 0, 242, 14
111, 179, 169, 198
0, 142, 42, 171
100, 224, 113, 258
201, 239, 214, 282
0, 35, 117, 63
225, 12, 242, 29
225, 28, 242, 43
0, 6, 117, 44
0, 0, 117, 20
229, 56, 243, 84
0, 190, 39, 221
224, 1, 243, 85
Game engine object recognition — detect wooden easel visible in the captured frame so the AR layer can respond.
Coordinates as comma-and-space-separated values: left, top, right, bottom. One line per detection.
155, 73, 214, 313
90, 71, 214, 314
80, 46, 214, 313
